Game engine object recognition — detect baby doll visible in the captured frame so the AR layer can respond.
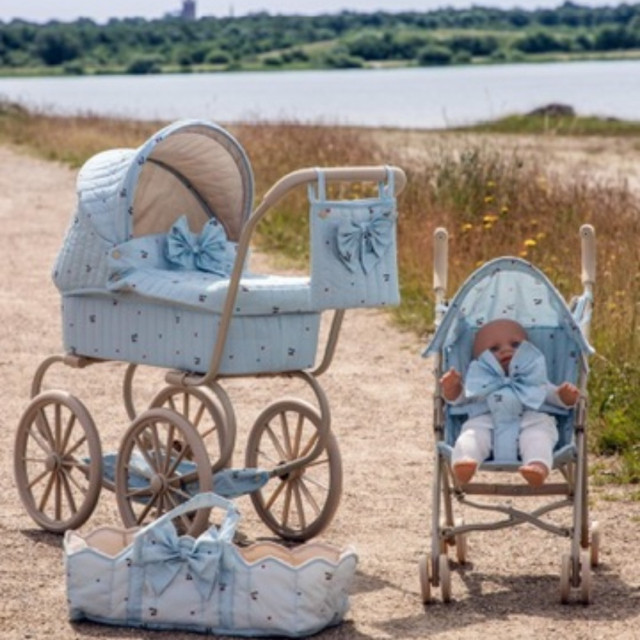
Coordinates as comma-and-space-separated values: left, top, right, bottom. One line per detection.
440, 319, 580, 487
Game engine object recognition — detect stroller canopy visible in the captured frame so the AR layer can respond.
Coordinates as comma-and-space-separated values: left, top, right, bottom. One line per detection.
75, 119, 254, 245
423, 257, 593, 361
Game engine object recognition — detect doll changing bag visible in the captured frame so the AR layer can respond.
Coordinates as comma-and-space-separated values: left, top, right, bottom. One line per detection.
64, 492, 358, 636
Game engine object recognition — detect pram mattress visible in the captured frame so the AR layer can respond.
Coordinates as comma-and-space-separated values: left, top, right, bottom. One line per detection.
61, 293, 320, 376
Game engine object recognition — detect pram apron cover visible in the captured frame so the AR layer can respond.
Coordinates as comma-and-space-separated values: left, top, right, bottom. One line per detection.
423, 257, 593, 463
64, 492, 358, 637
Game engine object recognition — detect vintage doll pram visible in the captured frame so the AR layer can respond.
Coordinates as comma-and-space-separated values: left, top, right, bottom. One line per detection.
420, 225, 598, 604
14, 119, 405, 543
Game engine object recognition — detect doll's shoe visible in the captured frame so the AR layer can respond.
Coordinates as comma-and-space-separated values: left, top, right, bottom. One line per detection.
519, 462, 549, 488
453, 460, 477, 484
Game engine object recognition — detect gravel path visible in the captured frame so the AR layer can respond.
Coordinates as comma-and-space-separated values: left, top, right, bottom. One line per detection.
1, 144, 638, 640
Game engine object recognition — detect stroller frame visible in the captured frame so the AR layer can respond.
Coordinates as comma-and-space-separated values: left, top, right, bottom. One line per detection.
420, 225, 598, 605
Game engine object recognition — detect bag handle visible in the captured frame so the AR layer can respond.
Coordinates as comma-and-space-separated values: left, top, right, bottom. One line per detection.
308, 166, 396, 203
134, 491, 240, 544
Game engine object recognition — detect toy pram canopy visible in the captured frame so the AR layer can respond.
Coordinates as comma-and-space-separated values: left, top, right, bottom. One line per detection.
423, 257, 593, 364
75, 119, 254, 245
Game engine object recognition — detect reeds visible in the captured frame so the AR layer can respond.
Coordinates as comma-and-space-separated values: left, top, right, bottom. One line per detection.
1, 104, 637, 485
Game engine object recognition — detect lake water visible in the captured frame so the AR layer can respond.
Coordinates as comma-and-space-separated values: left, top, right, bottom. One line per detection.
1, 59, 639, 129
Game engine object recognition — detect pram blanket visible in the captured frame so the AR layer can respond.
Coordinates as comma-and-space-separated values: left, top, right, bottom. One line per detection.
65, 493, 357, 637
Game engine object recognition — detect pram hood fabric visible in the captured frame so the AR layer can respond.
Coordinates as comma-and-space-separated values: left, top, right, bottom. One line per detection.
54, 119, 254, 295
423, 257, 593, 380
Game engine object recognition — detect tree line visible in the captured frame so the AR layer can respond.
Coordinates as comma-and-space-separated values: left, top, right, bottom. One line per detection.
1, 2, 640, 74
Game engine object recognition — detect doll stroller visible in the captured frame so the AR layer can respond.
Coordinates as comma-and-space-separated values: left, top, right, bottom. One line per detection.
420, 225, 598, 604
14, 119, 405, 543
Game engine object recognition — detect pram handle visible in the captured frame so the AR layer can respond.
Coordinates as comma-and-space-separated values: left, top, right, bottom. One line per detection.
172, 165, 406, 387
580, 224, 596, 287
259, 165, 406, 211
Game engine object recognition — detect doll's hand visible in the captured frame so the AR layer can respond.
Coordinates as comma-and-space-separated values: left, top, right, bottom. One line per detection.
558, 382, 580, 407
440, 368, 463, 402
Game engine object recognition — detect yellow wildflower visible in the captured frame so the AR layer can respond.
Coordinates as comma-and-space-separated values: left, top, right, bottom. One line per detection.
483, 214, 498, 224
484, 195, 494, 204
524, 238, 537, 248
461, 223, 473, 232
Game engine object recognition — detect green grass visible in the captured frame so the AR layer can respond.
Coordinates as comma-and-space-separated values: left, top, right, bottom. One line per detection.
457, 113, 640, 136
1, 102, 638, 489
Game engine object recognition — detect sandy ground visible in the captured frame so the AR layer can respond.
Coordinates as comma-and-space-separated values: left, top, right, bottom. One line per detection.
1, 142, 639, 640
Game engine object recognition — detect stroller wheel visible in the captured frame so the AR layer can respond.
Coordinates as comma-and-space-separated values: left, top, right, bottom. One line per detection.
418, 555, 432, 604
580, 552, 592, 604
559, 553, 572, 604
14, 391, 102, 532
439, 554, 452, 603
150, 385, 231, 472
115, 407, 213, 535
245, 399, 342, 542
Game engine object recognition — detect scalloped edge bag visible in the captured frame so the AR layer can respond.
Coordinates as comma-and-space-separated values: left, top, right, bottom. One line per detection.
64, 492, 358, 637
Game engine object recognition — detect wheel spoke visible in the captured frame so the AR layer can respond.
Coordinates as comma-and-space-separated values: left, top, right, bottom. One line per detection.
26, 424, 52, 455
163, 422, 176, 474
55, 469, 62, 520
279, 413, 293, 458
192, 402, 206, 428
62, 463, 90, 494
282, 481, 293, 527
60, 412, 77, 454
135, 492, 161, 524
37, 469, 56, 512
265, 425, 289, 461
54, 403, 62, 452
35, 408, 55, 449
264, 477, 287, 510
298, 431, 320, 459
293, 412, 304, 457
292, 479, 307, 529
297, 477, 321, 515
64, 434, 88, 457
182, 393, 190, 420
27, 467, 52, 491
134, 432, 159, 472
60, 469, 78, 514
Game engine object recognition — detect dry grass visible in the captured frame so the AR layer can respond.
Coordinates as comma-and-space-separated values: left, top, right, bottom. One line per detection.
0, 103, 638, 483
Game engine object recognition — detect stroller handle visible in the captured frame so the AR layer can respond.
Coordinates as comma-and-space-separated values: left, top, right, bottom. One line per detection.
580, 224, 596, 287
433, 227, 449, 296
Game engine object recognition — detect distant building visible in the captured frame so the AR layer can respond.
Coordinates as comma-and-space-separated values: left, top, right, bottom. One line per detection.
181, 1, 196, 19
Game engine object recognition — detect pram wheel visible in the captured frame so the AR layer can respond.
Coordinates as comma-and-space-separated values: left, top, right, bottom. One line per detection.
245, 399, 342, 542
14, 391, 103, 532
115, 407, 213, 535
149, 385, 232, 471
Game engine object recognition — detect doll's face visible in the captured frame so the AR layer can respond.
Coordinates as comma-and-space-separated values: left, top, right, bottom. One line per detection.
473, 319, 527, 372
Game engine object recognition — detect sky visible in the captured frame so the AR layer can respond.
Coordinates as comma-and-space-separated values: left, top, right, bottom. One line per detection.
0, 0, 619, 24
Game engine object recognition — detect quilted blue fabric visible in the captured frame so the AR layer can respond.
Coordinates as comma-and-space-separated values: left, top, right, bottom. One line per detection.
309, 168, 399, 310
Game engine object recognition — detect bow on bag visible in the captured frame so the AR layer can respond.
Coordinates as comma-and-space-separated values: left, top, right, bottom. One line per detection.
336, 210, 394, 274
140, 523, 222, 598
464, 340, 548, 410
165, 215, 232, 276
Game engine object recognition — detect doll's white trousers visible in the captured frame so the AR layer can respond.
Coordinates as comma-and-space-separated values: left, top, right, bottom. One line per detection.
452, 410, 559, 470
